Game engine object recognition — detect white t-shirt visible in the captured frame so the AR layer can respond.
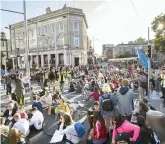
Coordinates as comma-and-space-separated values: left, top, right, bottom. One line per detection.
13, 119, 30, 137
59, 122, 79, 144
45, 94, 52, 106
29, 110, 44, 130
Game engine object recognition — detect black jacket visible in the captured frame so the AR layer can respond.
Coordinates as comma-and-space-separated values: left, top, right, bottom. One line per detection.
3, 109, 17, 118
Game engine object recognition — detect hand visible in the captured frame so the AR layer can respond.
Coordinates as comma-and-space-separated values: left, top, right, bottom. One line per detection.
130, 138, 133, 141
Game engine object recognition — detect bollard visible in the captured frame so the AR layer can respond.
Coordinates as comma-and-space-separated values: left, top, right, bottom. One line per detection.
146, 110, 165, 143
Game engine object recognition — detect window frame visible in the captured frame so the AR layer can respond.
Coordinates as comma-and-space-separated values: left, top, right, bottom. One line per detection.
73, 36, 79, 47
73, 21, 79, 31
59, 23, 64, 32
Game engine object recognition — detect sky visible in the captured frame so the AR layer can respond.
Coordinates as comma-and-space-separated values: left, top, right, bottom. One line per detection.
1, 0, 165, 55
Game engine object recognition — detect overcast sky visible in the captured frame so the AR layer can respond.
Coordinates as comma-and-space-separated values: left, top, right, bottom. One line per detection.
1, 0, 165, 55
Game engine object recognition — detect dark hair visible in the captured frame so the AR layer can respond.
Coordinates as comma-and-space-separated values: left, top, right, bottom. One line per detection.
94, 86, 98, 91
113, 115, 125, 129
33, 95, 37, 101
137, 115, 147, 128
93, 111, 105, 128
91, 81, 95, 87
139, 102, 149, 112
32, 107, 38, 112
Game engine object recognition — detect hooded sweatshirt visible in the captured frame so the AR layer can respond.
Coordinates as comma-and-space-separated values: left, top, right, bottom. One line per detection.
117, 87, 134, 116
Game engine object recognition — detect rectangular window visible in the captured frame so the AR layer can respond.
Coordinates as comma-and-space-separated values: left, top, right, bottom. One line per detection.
73, 21, 79, 31
52, 24, 55, 32
59, 23, 64, 32
59, 37, 64, 46
73, 36, 79, 47
44, 26, 47, 34
38, 28, 40, 35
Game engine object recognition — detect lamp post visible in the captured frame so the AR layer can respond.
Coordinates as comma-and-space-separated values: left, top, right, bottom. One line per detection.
1, 0, 29, 77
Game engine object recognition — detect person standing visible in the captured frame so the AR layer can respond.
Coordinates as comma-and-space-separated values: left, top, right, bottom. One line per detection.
59, 70, 66, 93
15, 75, 25, 105
160, 67, 165, 107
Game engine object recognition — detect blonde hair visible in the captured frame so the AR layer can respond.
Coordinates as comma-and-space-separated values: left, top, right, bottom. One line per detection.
102, 83, 111, 93
122, 79, 129, 87
10, 128, 24, 144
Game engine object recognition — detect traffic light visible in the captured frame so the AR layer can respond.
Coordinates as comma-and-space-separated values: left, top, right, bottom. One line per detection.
148, 45, 152, 58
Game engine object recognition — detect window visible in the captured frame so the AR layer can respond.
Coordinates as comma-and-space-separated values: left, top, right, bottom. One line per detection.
38, 28, 40, 35
59, 23, 64, 32
52, 24, 55, 32
44, 26, 47, 34
73, 21, 79, 31
73, 36, 79, 47
17, 33, 20, 38
59, 37, 64, 46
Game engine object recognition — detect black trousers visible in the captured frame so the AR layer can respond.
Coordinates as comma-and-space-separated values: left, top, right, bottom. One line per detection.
162, 87, 165, 104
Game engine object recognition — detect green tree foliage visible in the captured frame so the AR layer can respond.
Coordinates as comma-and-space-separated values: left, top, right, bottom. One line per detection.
134, 37, 146, 44
151, 13, 165, 53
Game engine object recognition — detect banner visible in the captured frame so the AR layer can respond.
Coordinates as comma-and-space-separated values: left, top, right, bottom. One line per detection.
136, 47, 148, 68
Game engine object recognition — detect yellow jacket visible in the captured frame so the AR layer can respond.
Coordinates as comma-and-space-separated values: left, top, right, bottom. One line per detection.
58, 73, 66, 82
54, 103, 70, 114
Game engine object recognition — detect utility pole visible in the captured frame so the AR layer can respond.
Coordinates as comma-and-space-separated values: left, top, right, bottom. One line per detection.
147, 27, 151, 99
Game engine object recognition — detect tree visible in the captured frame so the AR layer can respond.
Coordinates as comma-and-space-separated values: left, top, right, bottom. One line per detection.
151, 13, 165, 53
134, 37, 146, 44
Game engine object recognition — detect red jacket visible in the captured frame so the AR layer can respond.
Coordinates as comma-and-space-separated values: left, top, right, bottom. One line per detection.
93, 121, 106, 140
89, 90, 99, 101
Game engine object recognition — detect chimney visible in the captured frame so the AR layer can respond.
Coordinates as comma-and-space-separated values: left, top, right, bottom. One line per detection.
46, 7, 51, 14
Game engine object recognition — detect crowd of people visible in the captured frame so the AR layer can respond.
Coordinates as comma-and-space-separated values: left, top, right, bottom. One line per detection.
0, 64, 165, 144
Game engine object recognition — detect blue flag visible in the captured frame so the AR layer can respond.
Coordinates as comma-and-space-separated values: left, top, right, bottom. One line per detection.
136, 47, 148, 68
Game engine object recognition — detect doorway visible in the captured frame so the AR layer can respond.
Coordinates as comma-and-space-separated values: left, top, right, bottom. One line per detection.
74, 57, 79, 66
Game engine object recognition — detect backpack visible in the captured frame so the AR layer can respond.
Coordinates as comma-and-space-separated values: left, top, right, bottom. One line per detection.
74, 122, 85, 138
101, 94, 113, 111
150, 132, 160, 144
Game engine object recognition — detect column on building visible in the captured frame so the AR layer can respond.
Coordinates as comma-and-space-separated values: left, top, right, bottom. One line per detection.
64, 50, 67, 66
41, 54, 44, 67
12, 57, 15, 69
55, 53, 59, 67
17, 57, 20, 69
30, 55, 33, 68
48, 53, 50, 69
70, 52, 72, 66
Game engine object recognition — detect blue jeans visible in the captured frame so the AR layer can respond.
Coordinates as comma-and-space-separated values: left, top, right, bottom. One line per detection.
93, 138, 107, 144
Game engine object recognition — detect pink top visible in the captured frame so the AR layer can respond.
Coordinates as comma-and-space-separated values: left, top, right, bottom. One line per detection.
112, 120, 140, 142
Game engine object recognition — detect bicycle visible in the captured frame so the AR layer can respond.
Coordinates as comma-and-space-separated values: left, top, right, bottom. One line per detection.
42, 101, 88, 136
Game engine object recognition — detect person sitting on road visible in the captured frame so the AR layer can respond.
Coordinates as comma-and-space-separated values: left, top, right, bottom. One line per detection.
89, 111, 107, 144
88, 87, 99, 101
29, 87, 35, 102
29, 107, 44, 131
9, 128, 28, 144
54, 98, 70, 115
59, 113, 80, 144
17, 106, 28, 119
12, 113, 30, 137
68, 82, 75, 92
112, 115, 140, 144
32, 95, 43, 112
75, 81, 82, 93
3, 103, 17, 126
0, 117, 10, 144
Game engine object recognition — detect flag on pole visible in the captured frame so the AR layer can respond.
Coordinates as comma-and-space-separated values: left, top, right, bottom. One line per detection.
136, 47, 148, 68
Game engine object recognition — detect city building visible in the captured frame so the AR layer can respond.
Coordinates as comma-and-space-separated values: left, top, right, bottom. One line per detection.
1, 32, 11, 65
113, 43, 149, 58
102, 44, 114, 55
9, 4, 89, 68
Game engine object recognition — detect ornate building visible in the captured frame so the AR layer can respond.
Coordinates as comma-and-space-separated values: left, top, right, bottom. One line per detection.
9, 4, 89, 68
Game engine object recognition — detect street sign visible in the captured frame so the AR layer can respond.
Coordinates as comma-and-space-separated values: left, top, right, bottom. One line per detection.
15, 48, 20, 57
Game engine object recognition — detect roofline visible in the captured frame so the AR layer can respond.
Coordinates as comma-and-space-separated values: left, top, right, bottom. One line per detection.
10, 7, 88, 29
115, 43, 149, 47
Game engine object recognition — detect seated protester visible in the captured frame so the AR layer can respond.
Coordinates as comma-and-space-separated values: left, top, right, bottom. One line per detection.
3, 103, 17, 125
112, 115, 140, 144
17, 106, 28, 119
143, 98, 156, 110
115, 133, 131, 144
29, 107, 44, 130
90, 111, 107, 144
137, 115, 160, 144
138, 102, 150, 120
44, 90, 52, 107
68, 82, 75, 92
99, 83, 118, 135
88, 80, 96, 92
32, 96, 43, 112
29, 87, 35, 102
10, 128, 28, 144
39, 88, 46, 97
89, 87, 99, 101
12, 113, 30, 137
75, 81, 82, 93
0, 117, 10, 144
59, 113, 81, 144
54, 98, 70, 115
11, 92, 18, 102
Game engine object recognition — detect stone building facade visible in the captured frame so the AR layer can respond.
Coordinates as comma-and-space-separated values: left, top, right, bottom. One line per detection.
9, 5, 89, 68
